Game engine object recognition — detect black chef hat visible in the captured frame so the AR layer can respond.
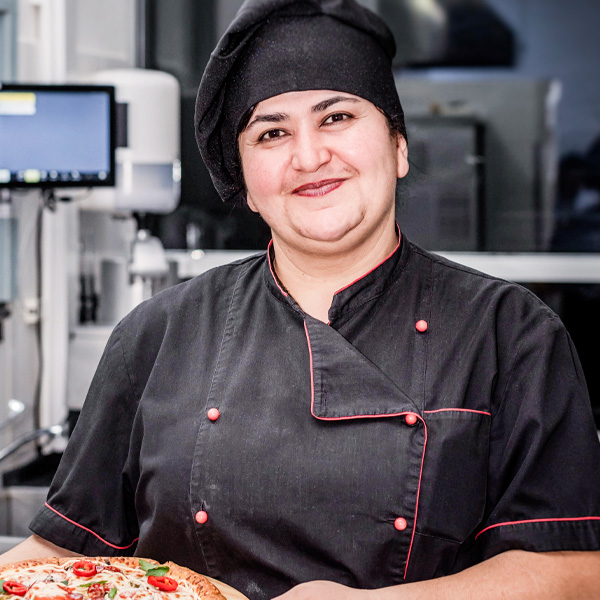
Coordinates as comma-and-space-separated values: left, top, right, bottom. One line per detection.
195, 0, 404, 204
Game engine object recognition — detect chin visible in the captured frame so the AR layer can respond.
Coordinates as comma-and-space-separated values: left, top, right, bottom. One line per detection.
296, 215, 362, 247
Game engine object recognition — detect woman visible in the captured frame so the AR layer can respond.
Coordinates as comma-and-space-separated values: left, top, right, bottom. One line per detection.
3, 1, 600, 598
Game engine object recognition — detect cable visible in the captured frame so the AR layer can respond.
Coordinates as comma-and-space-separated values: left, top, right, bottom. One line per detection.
42, 188, 57, 212
32, 197, 44, 433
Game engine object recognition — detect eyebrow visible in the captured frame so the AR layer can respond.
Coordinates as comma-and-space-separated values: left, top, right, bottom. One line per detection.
311, 95, 360, 113
245, 96, 360, 131
245, 112, 288, 131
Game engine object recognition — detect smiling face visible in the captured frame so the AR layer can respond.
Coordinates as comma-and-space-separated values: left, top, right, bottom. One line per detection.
238, 90, 409, 258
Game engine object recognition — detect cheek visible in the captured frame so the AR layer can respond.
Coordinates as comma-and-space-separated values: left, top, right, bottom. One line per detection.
242, 153, 285, 200
342, 126, 398, 172
345, 143, 397, 186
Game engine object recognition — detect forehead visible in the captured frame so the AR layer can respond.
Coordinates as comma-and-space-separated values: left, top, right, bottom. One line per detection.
253, 89, 370, 113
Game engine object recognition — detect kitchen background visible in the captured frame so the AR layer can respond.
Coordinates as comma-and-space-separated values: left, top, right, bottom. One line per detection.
0, 0, 599, 546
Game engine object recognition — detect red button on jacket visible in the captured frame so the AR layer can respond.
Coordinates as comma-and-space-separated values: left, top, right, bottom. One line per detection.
405, 413, 418, 426
195, 510, 208, 524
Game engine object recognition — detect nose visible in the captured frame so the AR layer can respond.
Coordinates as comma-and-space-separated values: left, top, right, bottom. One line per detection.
290, 127, 331, 172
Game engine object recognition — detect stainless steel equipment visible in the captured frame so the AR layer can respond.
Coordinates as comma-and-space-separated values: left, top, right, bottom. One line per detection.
0, 486, 48, 538
0, 423, 67, 465
396, 76, 560, 251
0, 399, 25, 434
398, 115, 485, 251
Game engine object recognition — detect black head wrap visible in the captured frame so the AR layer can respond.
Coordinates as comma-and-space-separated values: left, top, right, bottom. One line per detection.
195, 0, 404, 204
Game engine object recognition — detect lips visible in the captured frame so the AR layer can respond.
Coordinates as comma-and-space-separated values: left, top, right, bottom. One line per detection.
291, 179, 346, 197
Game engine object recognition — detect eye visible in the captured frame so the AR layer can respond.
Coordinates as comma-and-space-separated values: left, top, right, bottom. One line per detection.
258, 129, 286, 142
322, 112, 352, 125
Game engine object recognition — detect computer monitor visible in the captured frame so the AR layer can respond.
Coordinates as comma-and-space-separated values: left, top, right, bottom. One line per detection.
0, 83, 116, 188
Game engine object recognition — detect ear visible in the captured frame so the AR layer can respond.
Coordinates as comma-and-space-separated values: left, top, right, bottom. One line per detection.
396, 135, 409, 179
246, 192, 259, 213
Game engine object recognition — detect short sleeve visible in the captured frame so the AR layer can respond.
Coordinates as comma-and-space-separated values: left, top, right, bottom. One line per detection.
29, 320, 141, 555
470, 312, 600, 562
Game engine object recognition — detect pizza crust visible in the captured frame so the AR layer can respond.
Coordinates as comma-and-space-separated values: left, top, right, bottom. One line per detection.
0, 556, 226, 600
0, 557, 60, 570
165, 562, 225, 598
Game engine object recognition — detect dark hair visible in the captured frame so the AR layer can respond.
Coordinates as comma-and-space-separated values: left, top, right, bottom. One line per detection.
380, 109, 407, 142
237, 105, 257, 137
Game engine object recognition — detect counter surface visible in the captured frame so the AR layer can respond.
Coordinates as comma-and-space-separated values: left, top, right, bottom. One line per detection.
166, 250, 600, 284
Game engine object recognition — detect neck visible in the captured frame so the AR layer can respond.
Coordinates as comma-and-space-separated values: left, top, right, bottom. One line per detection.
271, 220, 399, 323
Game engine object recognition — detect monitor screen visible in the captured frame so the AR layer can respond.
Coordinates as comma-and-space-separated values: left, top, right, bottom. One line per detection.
0, 83, 116, 188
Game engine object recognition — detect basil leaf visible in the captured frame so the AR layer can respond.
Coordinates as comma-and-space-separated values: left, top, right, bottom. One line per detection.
145, 567, 169, 578
0, 580, 7, 595
108, 588, 117, 599
78, 581, 108, 588
138, 559, 155, 573
138, 559, 169, 577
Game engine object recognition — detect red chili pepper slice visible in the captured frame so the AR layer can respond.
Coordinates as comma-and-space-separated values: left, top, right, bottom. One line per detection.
147, 577, 178, 592
72, 561, 97, 578
3, 581, 28, 596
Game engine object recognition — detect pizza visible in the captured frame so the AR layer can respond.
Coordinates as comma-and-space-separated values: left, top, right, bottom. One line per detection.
0, 557, 226, 600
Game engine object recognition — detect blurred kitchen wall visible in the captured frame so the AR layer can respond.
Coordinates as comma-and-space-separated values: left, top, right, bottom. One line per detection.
484, 0, 600, 156
141, 0, 600, 251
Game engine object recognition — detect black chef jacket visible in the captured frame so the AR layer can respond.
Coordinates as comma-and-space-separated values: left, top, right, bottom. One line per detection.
31, 236, 600, 600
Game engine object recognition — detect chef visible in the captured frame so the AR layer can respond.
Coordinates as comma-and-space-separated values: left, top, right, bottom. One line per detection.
3, 0, 600, 598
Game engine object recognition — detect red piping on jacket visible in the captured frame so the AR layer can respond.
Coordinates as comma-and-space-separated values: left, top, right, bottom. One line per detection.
475, 516, 600, 540
303, 321, 427, 580
44, 502, 139, 550
267, 223, 402, 301
424, 408, 491, 417
332, 224, 402, 296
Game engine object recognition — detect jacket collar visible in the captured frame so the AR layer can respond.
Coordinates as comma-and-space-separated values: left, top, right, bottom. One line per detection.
264, 225, 407, 323
303, 314, 420, 419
